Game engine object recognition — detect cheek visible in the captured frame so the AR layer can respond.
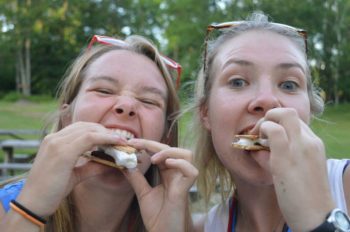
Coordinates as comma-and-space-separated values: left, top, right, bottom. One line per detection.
207, 92, 244, 152
141, 110, 166, 141
285, 95, 311, 124
207, 90, 244, 131
72, 97, 112, 122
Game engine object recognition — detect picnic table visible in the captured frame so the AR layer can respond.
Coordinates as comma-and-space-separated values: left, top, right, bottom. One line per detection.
0, 129, 45, 177
0, 129, 45, 139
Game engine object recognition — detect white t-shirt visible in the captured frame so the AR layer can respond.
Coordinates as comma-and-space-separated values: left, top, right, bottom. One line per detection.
327, 159, 349, 213
203, 159, 350, 232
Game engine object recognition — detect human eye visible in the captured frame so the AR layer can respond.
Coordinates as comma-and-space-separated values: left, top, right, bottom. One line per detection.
228, 77, 248, 89
94, 88, 114, 95
139, 98, 161, 107
279, 80, 299, 92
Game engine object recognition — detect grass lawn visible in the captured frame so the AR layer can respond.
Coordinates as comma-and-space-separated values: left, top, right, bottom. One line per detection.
0, 101, 57, 163
0, 101, 349, 159
0, 101, 57, 131
311, 103, 350, 159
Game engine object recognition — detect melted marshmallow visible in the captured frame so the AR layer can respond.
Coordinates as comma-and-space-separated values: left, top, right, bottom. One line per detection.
103, 147, 137, 169
233, 137, 269, 147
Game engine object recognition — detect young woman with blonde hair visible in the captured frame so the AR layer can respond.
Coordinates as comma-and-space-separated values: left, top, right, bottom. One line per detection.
0, 34, 197, 232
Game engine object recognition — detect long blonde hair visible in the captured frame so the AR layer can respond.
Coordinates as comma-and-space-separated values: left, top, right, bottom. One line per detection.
192, 12, 325, 207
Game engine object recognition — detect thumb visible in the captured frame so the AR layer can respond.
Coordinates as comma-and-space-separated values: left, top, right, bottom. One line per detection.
123, 168, 152, 200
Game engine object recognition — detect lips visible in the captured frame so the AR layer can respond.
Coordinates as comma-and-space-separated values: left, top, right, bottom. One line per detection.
238, 125, 255, 135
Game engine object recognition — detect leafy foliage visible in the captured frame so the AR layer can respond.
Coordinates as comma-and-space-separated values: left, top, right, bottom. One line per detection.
0, 0, 349, 103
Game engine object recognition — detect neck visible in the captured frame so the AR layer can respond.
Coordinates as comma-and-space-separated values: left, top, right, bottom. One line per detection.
72, 180, 135, 232
234, 183, 285, 232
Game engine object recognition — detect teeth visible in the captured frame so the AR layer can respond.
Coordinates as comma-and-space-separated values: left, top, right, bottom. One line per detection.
110, 129, 135, 140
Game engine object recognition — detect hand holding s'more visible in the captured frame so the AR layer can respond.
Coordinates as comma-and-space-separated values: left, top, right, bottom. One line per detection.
232, 134, 270, 151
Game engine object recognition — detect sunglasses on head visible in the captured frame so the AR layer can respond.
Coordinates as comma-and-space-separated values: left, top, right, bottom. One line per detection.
203, 21, 308, 72
88, 35, 182, 89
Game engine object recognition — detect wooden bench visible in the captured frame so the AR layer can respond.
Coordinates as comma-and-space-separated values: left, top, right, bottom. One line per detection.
0, 163, 32, 170
0, 139, 41, 177
0, 129, 46, 139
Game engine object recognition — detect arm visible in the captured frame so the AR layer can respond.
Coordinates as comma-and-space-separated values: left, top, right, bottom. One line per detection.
251, 108, 335, 232
0, 204, 41, 232
1, 122, 127, 230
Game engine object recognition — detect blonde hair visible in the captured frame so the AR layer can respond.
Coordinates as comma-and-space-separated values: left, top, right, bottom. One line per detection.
192, 12, 325, 207
2, 35, 180, 232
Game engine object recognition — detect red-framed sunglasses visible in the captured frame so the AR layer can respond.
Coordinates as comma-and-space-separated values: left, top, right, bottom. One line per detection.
88, 35, 182, 89
203, 21, 308, 72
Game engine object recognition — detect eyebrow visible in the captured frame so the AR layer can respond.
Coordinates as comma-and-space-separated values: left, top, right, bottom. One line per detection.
222, 59, 253, 70
86, 75, 118, 84
276, 62, 305, 74
223, 59, 305, 74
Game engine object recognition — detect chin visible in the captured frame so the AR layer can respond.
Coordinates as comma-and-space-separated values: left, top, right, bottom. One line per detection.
81, 162, 128, 186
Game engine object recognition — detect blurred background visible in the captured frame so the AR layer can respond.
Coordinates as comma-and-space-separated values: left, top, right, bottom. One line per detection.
1, 0, 350, 102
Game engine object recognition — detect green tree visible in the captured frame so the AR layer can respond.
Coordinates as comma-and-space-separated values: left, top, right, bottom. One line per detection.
0, 0, 349, 103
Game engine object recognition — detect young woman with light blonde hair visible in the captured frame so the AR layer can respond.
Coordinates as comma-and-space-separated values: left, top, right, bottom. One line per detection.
0, 34, 197, 232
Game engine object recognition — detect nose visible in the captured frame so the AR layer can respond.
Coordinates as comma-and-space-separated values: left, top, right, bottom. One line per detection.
247, 85, 281, 114
114, 96, 136, 118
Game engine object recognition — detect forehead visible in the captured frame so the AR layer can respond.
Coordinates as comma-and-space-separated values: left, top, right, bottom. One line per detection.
215, 30, 307, 69
84, 49, 167, 91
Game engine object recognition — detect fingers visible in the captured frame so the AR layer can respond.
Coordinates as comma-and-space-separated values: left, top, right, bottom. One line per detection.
152, 147, 192, 164
127, 138, 197, 193
259, 121, 288, 150
153, 147, 197, 192
127, 139, 198, 196
123, 168, 152, 200
40, 122, 127, 164
165, 158, 198, 180
127, 138, 193, 164
127, 138, 170, 154
250, 108, 303, 140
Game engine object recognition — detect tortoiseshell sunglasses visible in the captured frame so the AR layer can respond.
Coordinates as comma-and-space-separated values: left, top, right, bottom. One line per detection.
203, 21, 307, 72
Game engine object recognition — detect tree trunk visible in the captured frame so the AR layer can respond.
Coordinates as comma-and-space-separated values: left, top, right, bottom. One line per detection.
15, 37, 31, 97
24, 37, 31, 96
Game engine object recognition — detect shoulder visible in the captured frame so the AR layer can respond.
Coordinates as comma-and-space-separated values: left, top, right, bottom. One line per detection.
326, 159, 350, 212
327, 159, 349, 169
327, 159, 350, 181
0, 179, 25, 212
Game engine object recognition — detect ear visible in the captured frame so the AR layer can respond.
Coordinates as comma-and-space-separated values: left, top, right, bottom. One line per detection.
200, 104, 211, 131
60, 103, 72, 128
